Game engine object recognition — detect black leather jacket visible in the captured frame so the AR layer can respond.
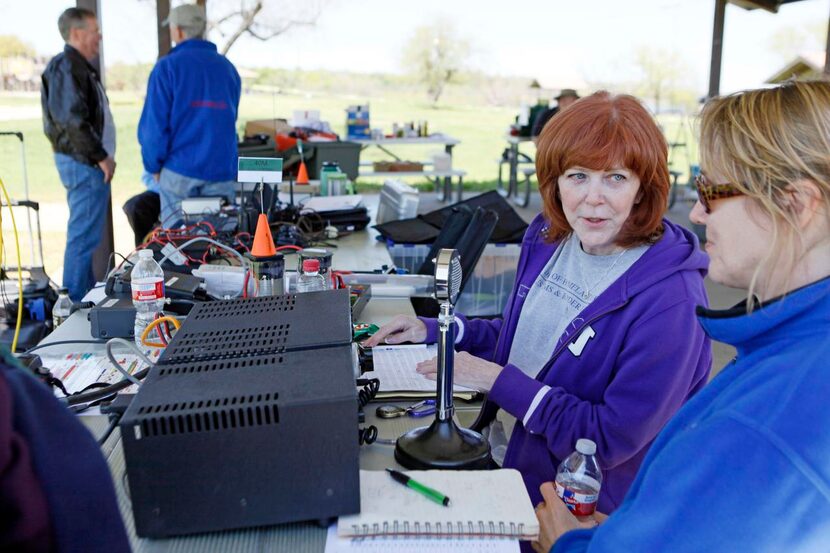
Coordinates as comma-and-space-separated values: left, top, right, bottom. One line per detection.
41, 45, 108, 165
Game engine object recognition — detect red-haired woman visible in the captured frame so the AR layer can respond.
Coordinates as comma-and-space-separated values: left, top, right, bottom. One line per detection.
366, 92, 712, 514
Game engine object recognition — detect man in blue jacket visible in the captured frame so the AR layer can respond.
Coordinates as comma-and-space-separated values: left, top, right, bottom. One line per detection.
138, 4, 241, 227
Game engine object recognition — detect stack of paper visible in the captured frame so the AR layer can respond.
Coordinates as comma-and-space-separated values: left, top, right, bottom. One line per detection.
363, 344, 479, 400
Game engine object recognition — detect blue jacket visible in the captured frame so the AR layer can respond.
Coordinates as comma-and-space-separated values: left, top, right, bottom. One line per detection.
554, 276, 830, 552
138, 39, 240, 182
0, 349, 130, 552
422, 216, 712, 513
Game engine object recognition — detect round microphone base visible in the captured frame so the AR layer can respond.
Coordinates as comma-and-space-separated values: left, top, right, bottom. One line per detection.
395, 418, 491, 470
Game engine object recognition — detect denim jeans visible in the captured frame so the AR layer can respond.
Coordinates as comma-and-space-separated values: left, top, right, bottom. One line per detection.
158, 168, 236, 227
54, 153, 110, 301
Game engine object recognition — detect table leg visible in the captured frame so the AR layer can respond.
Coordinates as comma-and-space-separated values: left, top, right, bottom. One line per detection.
508, 142, 519, 200
456, 175, 463, 203
434, 177, 446, 202
444, 144, 455, 203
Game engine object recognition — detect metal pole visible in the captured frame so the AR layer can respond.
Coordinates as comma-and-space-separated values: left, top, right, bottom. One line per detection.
17, 136, 37, 264
436, 302, 456, 422
708, 0, 727, 99
157, 0, 171, 58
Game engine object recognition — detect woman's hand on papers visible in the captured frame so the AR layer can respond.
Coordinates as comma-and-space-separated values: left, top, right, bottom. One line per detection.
416, 352, 503, 392
363, 315, 427, 347
532, 482, 606, 552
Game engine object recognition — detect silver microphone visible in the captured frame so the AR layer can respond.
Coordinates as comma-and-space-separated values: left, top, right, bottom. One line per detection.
434, 249, 461, 421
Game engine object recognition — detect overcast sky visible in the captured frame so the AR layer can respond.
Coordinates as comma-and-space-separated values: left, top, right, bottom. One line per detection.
2, 0, 827, 94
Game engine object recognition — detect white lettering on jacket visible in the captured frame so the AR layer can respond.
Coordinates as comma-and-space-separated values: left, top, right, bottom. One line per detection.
567, 326, 596, 357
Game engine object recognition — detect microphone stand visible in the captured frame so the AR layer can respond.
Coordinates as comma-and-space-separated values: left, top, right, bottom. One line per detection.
395, 249, 491, 470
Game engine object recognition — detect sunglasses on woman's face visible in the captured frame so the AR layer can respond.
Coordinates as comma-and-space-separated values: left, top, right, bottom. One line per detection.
694, 174, 745, 213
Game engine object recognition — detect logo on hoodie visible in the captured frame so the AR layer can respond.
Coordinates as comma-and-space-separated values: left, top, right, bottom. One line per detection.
568, 326, 596, 357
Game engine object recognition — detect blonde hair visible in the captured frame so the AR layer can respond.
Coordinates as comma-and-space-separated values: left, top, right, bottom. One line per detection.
699, 80, 830, 304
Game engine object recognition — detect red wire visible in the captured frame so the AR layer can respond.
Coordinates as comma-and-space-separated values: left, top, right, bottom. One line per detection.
235, 232, 251, 253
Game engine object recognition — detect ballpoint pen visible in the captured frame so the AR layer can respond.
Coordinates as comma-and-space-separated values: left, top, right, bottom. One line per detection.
386, 468, 451, 506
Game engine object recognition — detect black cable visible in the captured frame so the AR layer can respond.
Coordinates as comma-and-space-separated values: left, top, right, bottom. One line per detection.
24, 339, 107, 354
69, 301, 95, 315
70, 392, 116, 414
358, 425, 378, 446
63, 367, 151, 406
97, 414, 121, 445
356, 377, 380, 410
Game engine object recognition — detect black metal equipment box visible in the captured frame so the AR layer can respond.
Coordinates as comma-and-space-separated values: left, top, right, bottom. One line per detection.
120, 290, 360, 538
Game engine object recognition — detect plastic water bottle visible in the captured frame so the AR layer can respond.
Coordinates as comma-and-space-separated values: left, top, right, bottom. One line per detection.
296, 259, 326, 293
131, 249, 166, 346
555, 438, 602, 516
52, 287, 73, 329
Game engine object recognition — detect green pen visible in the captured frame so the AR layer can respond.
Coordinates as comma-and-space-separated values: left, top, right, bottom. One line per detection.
386, 468, 451, 506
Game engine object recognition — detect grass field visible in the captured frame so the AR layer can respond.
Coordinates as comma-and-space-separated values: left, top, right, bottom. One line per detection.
0, 88, 698, 281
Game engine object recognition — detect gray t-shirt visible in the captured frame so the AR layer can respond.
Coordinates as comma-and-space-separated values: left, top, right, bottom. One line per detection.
507, 234, 648, 377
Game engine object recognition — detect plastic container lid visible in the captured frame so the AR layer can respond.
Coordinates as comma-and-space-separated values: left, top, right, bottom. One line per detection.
138, 249, 154, 258
302, 259, 320, 272
576, 439, 597, 456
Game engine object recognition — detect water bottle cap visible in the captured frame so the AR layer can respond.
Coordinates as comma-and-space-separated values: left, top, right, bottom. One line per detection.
58, 287, 69, 294
576, 439, 596, 456
138, 249, 154, 258
302, 259, 320, 272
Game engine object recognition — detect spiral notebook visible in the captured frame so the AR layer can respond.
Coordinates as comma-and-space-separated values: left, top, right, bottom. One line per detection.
337, 469, 538, 540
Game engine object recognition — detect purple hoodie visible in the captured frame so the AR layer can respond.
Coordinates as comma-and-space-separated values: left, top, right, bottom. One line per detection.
421, 215, 712, 513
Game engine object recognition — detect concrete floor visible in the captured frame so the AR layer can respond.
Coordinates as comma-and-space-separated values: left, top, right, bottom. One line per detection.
417, 186, 741, 375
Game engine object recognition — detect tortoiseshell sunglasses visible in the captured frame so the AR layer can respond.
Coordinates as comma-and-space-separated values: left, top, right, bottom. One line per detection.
694, 173, 745, 213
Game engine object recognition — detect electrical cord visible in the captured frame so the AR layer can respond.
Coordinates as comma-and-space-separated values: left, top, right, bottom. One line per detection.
358, 425, 378, 446
105, 338, 155, 386
157, 237, 246, 268
0, 176, 24, 351
140, 315, 181, 348
356, 377, 380, 410
97, 416, 120, 446
24, 339, 107, 354
63, 367, 151, 406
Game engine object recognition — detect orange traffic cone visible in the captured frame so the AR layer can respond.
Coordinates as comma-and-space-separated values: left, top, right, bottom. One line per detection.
296, 161, 310, 185
251, 213, 277, 258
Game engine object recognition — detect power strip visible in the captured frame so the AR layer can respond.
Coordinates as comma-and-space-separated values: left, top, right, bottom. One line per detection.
181, 197, 224, 216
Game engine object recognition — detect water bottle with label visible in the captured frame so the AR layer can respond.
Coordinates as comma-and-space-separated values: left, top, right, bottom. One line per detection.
555, 438, 602, 516
296, 259, 326, 293
52, 287, 73, 329
131, 249, 166, 347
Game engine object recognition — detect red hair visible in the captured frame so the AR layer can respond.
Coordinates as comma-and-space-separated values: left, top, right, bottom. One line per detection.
535, 91, 669, 247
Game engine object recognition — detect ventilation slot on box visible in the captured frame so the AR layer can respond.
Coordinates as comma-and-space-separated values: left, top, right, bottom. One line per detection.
137, 394, 280, 438
192, 295, 297, 321
161, 324, 292, 363
157, 355, 287, 377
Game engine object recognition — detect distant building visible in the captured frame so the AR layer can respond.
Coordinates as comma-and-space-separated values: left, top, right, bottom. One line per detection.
766, 51, 826, 84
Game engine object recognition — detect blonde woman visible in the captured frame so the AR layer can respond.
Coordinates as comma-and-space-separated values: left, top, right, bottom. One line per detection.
534, 80, 830, 552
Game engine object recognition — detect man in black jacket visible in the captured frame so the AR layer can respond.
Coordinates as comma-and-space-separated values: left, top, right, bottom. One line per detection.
41, 7, 116, 301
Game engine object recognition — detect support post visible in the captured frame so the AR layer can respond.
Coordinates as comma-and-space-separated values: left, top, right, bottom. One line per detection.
76, 0, 114, 283
157, 0, 171, 58
708, 0, 727, 99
